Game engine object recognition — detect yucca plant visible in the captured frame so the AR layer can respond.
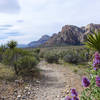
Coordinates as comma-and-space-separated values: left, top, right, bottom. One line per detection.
85, 31, 100, 52
7, 40, 17, 49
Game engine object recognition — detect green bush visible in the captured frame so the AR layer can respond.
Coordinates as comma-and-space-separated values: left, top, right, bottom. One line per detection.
2, 49, 15, 65
2, 48, 36, 65
0, 49, 3, 62
39, 51, 45, 58
14, 56, 38, 75
2, 48, 39, 75
63, 49, 89, 64
44, 52, 59, 63
33, 48, 40, 54
0, 45, 7, 62
0, 41, 40, 77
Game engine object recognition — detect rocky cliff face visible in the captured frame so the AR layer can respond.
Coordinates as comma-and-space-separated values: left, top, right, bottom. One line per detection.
81, 23, 100, 41
84, 23, 100, 34
44, 23, 100, 46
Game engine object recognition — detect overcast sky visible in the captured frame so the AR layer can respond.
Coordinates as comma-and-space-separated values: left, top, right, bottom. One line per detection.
0, 0, 100, 45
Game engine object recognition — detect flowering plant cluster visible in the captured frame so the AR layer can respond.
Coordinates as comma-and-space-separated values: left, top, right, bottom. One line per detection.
65, 52, 100, 100
81, 52, 100, 100
65, 88, 79, 100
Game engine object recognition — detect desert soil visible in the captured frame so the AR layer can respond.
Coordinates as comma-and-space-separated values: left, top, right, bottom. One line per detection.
0, 61, 83, 100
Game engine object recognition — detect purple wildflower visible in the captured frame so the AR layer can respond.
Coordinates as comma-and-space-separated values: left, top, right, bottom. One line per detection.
95, 52, 100, 59
72, 97, 79, 100
96, 76, 100, 87
71, 88, 78, 97
93, 52, 100, 70
82, 77, 90, 87
65, 96, 72, 100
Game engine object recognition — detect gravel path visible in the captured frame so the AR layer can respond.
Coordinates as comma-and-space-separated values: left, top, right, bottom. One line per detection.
33, 61, 82, 100
0, 61, 82, 100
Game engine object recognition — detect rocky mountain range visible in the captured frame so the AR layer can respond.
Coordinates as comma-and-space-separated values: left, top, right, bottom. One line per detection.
18, 23, 100, 48
44, 23, 100, 46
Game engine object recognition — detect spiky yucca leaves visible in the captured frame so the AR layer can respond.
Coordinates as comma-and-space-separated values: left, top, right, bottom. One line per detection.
85, 31, 100, 52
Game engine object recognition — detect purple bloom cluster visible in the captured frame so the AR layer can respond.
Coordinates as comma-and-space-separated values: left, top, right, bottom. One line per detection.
81, 52, 100, 88
65, 89, 79, 100
93, 52, 100, 70
96, 76, 100, 87
71, 89, 78, 97
82, 77, 90, 87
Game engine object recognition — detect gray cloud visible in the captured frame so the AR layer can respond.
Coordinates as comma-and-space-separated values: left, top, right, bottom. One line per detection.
0, 24, 13, 27
0, 28, 8, 30
0, 0, 20, 13
4, 32, 21, 36
0, 24, 13, 31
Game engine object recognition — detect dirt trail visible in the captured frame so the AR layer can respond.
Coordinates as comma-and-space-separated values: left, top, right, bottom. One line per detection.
0, 61, 83, 100
33, 61, 82, 100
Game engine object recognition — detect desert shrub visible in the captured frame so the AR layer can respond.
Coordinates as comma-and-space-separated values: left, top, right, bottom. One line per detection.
2, 49, 15, 65
14, 56, 38, 75
58, 51, 68, 59
2, 48, 23, 66
0, 49, 3, 62
0, 45, 7, 62
31, 51, 40, 61
25, 48, 40, 61
63, 49, 89, 64
2, 48, 37, 64
2, 47, 40, 75
39, 51, 45, 58
44, 52, 59, 63
33, 48, 40, 54
0, 41, 40, 77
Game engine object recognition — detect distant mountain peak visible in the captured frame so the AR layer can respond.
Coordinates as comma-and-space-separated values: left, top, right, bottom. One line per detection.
39, 35, 50, 42
28, 35, 50, 47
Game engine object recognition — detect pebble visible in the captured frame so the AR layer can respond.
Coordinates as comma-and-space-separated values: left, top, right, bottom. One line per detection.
56, 95, 60, 98
17, 95, 21, 98
25, 87, 29, 90
22, 96, 26, 99
28, 91, 31, 95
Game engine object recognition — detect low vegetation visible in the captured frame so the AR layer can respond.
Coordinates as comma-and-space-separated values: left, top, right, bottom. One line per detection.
39, 46, 91, 64
0, 40, 40, 80
14, 56, 38, 75
0, 63, 15, 81
44, 52, 59, 63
